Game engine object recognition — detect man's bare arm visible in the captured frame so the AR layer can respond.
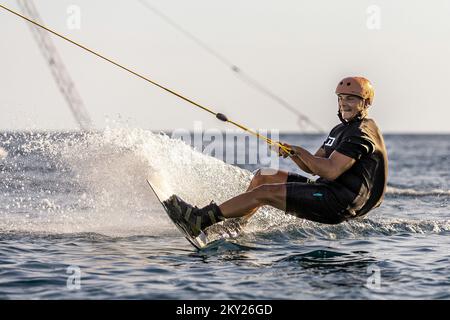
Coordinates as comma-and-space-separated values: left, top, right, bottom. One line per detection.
279, 145, 326, 175
289, 147, 326, 174
290, 146, 355, 181
314, 147, 326, 158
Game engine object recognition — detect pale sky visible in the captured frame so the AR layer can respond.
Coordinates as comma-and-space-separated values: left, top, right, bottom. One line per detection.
1, 0, 449, 133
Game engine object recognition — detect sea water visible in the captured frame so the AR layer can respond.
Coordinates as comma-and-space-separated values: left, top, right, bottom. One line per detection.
0, 129, 449, 299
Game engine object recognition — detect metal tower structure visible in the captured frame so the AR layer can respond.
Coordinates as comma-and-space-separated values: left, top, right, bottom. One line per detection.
17, 0, 93, 130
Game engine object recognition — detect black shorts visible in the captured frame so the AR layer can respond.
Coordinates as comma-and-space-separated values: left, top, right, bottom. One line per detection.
285, 172, 350, 224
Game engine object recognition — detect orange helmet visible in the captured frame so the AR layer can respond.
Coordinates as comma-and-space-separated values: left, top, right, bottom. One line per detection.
335, 77, 374, 105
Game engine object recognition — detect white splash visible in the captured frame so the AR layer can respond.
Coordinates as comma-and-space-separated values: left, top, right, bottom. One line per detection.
0, 147, 7, 160
0, 127, 252, 236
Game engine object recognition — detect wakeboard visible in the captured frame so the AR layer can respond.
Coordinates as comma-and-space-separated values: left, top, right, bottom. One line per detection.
146, 179, 208, 250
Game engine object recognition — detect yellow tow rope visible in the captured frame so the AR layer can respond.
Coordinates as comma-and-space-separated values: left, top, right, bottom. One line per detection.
0, 4, 293, 155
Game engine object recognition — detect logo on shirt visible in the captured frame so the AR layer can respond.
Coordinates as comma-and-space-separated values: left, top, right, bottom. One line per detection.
325, 136, 335, 147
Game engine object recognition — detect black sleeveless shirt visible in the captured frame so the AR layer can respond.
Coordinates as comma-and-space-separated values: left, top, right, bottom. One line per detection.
318, 117, 388, 217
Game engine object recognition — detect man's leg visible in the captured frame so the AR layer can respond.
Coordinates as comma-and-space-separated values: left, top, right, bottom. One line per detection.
163, 169, 290, 237
246, 168, 289, 192
219, 183, 287, 219
236, 169, 289, 219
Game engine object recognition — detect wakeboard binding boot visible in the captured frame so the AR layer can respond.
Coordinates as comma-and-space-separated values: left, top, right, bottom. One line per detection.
163, 195, 225, 238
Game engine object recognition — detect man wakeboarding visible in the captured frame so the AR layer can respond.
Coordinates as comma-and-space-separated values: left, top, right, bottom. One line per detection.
163, 76, 388, 238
